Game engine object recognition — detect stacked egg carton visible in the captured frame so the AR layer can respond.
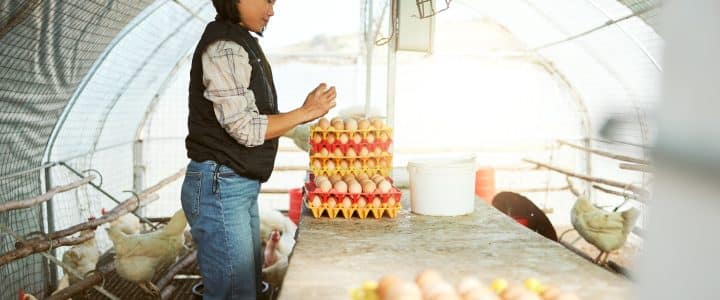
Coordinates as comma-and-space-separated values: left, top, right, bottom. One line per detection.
305, 117, 401, 219
309, 117, 393, 176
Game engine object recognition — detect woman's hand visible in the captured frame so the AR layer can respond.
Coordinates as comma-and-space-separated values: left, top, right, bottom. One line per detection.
301, 83, 336, 123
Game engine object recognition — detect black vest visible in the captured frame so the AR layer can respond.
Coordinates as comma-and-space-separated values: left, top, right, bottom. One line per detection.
186, 20, 279, 182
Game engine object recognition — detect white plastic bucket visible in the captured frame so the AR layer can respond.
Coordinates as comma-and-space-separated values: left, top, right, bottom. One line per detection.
407, 155, 476, 216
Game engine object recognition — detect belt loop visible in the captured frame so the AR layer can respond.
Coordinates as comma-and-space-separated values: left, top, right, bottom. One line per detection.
212, 163, 221, 194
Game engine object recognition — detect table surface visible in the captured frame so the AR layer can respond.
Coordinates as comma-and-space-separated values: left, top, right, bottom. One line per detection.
278, 195, 633, 300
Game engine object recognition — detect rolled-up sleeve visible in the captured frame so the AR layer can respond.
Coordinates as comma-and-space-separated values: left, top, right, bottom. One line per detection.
202, 40, 267, 147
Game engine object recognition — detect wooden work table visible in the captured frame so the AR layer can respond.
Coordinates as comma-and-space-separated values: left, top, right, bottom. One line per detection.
278, 196, 633, 300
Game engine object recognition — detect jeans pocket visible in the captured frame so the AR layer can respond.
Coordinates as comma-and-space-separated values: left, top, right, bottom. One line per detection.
181, 171, 202, 223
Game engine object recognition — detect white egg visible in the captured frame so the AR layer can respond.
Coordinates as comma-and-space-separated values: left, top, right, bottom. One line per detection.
327, 196, 337, 208
366, 132, 375, 143
352, 133, 363, 144
333, 181, 348, 193
357, 196, 367, 208
339, 133, 349, 144
346, 148, 357, 157
344, 118, 358, 131
342, 197, 352, 209
318, 180, 332, 192
311, 195, 322, 207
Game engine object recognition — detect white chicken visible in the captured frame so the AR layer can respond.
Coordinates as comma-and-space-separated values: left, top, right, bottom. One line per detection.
60, 227, 100, 286
106, 209, 187, 297
571, 196, 640, 265
102, 208, 141, 235
19, 289, 37, 300
259, 207, 297, 289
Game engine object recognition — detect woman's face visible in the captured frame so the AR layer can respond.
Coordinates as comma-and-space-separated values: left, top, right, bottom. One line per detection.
238, 0, 275, 33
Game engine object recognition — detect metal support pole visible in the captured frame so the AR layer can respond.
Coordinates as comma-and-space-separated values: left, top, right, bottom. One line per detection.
133, 139, 146, 221
364, 0, 374, 118
43, 166, 58, 294
58, 162, 158, 230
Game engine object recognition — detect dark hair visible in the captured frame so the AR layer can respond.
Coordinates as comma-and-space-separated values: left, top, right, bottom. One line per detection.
212, 0, 240, 23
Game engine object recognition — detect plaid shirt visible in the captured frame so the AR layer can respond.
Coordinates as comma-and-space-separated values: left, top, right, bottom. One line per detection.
202, 40, 268, 147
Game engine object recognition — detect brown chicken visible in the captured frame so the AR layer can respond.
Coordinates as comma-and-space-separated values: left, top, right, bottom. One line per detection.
106, 209, 187, 297
571, 196, 640, 265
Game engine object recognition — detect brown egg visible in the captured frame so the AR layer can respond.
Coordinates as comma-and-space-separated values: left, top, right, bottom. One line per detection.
358, 119, 371, 130
462, 288, 499, 300
339, 133, 349, 144
372, 196, 382, 208
318, 180, 332, 192
348, 181, 362, 194
372, 175, 385, 184
330, 117, 344, 129
352, 133, 363, 144
311, 195, 322, 207
456, 277, 483, 296
357, 196, 367, 208
366, 158, 377, 168
344, 118, 358, 131
378, 180, 392, 193
362, 181, 377, 193
416, 270, 444, 289
317, 118, 330, 129
378, 158, 389, 168
379, 131, 389, 143
326, 160, 336, 171
383, 282, 422, 300
319, 147, 329, 157
540, 287, 560, 300
366, 132, 376, 143
374, 146, 383, 156
327, 196, 337, 208
326, 133, 336, 144
314, 175, 328, 185
312, 159, 322, 169
333, 181, 348, 193
330, 174, 343, 183
312, 132, 323, 144
359, 147, 370, 157
333, 148, 343, 157
346, 148, 357, 157
339, 159, 349, 169
353, 159, 363, 169
342, 197, 352, 209
357, 173, 370, 181
377, 275, 403, 299
342, 174, 355, 182
387, 197, 397, 207
371, 118, 384, 129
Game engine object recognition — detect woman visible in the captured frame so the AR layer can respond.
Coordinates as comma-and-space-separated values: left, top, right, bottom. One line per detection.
180, 0, 336, 298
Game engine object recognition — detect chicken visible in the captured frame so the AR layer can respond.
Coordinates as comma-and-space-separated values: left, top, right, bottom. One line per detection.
571, 196, 640, 265
60, 227, 100, 285
106, 209, 187, 297
282, 105, 381, 152
102, 208, 141, 235
18, 288, 37, 300
259, 207, 297, 289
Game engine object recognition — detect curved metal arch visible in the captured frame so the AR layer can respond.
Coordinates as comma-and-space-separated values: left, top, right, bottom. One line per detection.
42, 0, 171, 164
86, 10, 204, 160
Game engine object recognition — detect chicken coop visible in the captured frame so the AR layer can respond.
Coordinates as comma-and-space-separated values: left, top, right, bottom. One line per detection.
1, 0, 719, 299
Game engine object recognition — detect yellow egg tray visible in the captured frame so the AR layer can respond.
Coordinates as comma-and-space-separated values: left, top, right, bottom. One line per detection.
310, 127, 393, 140
309, 166, 391, 177
306, 201, 401, 219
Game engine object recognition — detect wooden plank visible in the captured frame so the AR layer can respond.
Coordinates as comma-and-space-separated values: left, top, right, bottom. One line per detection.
524, 159, 649, 197
558, 140, 650, 165
0, 175, 95, 213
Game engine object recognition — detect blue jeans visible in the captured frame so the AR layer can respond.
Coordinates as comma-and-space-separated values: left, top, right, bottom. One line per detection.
181, 160, 262, 300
